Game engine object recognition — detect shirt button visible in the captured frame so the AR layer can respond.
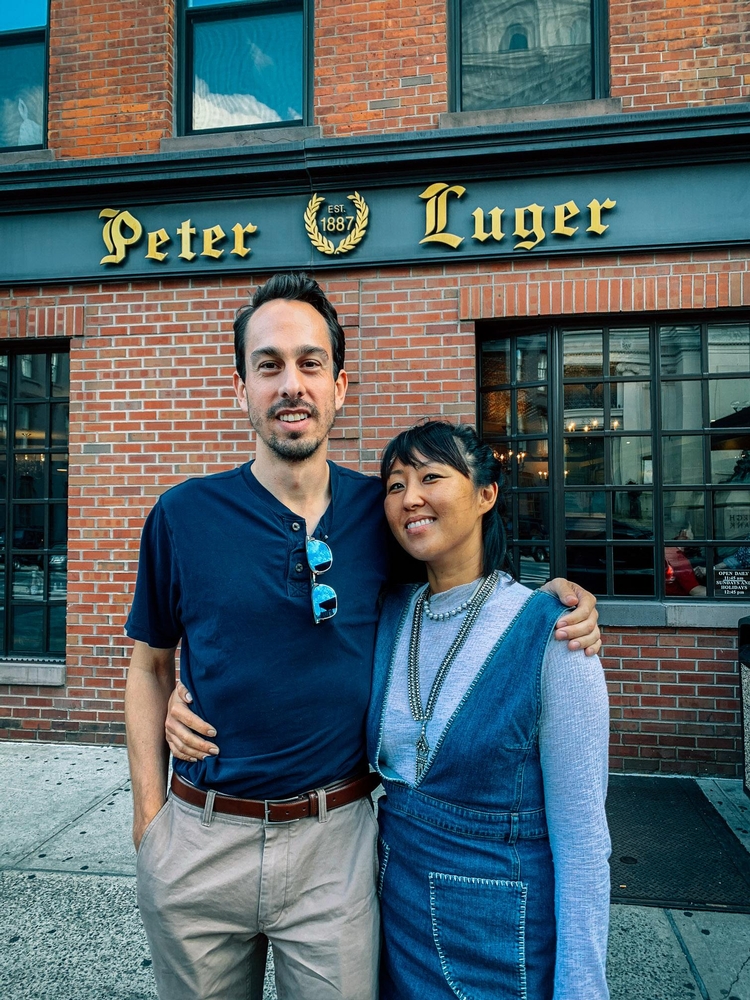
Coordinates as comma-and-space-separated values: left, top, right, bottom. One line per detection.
291, 522, 301, 531
295, 562, 304, 573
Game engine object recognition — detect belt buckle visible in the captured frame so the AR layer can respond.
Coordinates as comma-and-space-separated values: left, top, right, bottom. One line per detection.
264, 793, 306, 824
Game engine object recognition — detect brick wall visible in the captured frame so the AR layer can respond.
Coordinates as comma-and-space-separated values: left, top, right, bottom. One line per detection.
314, 0, 448, 135
0, 251, 745, 774
610, 0, 750, 112
604, 628, 741, 776
40, 1, 750, 156
47, 0, 173, 158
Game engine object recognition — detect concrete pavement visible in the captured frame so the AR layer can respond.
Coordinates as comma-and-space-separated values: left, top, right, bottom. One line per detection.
1, 741, 749, 1000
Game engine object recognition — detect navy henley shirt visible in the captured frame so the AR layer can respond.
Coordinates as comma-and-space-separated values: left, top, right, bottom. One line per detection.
126, 461, 390, 799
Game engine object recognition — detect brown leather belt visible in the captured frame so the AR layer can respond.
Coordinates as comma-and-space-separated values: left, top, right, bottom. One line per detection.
170, 770, 381, 824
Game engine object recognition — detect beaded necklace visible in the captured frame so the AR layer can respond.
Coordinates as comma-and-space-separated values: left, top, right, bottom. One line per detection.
407, 570, 499, 781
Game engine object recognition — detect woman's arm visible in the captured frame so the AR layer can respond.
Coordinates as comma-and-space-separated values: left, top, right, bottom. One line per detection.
539, 641, 611, 1000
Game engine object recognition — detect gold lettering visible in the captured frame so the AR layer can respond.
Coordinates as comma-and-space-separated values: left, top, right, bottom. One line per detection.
552, 201, 580, 237
99, 208, 143, 264
231, 222, 258, 258
177, 219, 197, 261
145, 228, 170, 262
587, 198, 616, 235
514, 204, 545, 251
472, 207, 504, 243
202, 225, 226, 259
419, 182, 465, 249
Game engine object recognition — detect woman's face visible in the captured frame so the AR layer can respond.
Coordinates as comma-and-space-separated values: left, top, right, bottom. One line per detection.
384, 453, 497, 571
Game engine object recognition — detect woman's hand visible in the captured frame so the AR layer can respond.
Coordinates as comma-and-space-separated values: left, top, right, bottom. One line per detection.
164, 681, 220, 762
541, 579, 601, 656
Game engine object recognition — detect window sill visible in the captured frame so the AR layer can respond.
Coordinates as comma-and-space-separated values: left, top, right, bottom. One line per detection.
598, 601, 745, 630
0, 660, 65, 686
0, 148, 55, 166
440, 98, 621, 130
161, 126, 321, 153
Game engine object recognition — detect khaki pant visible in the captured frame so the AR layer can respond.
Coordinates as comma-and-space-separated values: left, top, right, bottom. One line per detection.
136, 791, 380, 1000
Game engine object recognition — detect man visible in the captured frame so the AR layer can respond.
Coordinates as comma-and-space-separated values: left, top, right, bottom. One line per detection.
125, 273, 601, 1000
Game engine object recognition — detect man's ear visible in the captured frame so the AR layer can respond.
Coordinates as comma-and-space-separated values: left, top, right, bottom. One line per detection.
233, 371, 248, 412
334, 368, 348, 412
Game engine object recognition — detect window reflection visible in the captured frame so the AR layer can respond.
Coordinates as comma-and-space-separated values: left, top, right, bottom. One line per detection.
613, 546, 655, 596
481, 389, 511, 435
708, 379, 750, 427
517, 388, 548, 433
461, 0, 593, 112
613, 491, 653, 537
564, 382, 603, 432
662, 380, 702, 430
610, 328, 650, 376
564, 435, 604, 485
565, 544, 606, 595
482, 341, 510, 386
664, 491, 705, 540
192, 12, 303, 130
609, 381, 651, 431
665, 536, 706, 598
713, 491, 750, 540
516, 438, 548, 485
515, 334, 547, 382
707, 324, 750, 373
563, 330, 602, 378
662, 436, 703, 485
565, 491, 606, 537
710, 436, 750, 484
660, 325, 701, 376
611, 436, 652, 486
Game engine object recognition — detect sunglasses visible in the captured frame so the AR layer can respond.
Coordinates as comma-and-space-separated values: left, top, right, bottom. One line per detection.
307, 536, 337, 624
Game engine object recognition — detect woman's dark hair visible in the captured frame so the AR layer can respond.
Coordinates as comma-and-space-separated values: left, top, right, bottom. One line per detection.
380, 420, 512, 576
234, 272, 346, 381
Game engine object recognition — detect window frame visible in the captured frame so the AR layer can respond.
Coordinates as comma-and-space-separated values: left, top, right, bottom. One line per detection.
449, 0, 610, 115
0, 340, 69, 662
177, 0, 313, 138
477, 312, 750, 603
0, 2, 50, 152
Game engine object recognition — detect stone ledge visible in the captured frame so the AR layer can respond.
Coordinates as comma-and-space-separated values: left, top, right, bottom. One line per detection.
160, 126, 321, 152
440, 98, 622, 130
598, 601, 745, 632
0, 661, 66, 686
0, 148, 55, 166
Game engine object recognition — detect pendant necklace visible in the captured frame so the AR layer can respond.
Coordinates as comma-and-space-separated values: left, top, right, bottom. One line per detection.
407, 570, 499, 781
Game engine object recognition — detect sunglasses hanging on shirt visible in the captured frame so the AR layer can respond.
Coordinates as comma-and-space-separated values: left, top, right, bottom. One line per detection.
307, 536, 337, 624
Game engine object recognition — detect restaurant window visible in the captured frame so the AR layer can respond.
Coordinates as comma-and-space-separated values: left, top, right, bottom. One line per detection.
479, 318, 750, 601
0, 1, 48, 149
453, 0, 608, 113
181, 0, 309, 135
0, 346, 69, 659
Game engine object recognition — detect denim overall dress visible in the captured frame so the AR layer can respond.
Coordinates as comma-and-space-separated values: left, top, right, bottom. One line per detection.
367, 587, 564, 1000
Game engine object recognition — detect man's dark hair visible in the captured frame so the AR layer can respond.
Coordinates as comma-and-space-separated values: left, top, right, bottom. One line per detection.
233, 273, 346, 381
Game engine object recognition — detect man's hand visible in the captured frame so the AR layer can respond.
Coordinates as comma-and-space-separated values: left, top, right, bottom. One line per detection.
165, 680, 220, 762
133, 802, 164, 853
541, 578, 601, 656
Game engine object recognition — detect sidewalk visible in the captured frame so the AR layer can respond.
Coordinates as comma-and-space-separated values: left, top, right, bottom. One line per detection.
1, 741, 748, 1000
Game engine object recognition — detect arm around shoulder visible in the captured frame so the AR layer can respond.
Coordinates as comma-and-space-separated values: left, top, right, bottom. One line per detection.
125, 640, 177, 851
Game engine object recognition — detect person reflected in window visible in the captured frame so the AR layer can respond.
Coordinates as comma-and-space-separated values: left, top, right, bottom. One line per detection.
665, 525, 706, 597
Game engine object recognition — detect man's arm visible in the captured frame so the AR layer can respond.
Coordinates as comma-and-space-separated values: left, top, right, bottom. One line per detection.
125, 639, 177, 849
541, 578, 601, 656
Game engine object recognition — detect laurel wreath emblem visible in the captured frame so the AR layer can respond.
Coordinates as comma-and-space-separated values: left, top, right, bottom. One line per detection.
304, 192, 369, 255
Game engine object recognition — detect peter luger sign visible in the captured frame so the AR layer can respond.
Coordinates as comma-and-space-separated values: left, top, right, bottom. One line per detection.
97, 184, 616, 268
2, 159, 747, 284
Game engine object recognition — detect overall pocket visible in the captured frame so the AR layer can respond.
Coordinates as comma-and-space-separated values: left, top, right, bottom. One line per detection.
429, 872, 527, 1000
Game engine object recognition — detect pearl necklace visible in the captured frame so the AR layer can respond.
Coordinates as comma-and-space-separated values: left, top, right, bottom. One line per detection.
423, 575, 489, 621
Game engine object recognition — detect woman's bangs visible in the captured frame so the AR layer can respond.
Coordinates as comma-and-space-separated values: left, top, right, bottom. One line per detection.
381, 423, 471, 481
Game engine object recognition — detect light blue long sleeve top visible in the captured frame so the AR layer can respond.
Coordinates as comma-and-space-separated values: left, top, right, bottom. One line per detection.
379, 574, 611, 1000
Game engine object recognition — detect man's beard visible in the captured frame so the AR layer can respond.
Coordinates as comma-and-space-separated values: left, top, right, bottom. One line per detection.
249, 399, 333, 463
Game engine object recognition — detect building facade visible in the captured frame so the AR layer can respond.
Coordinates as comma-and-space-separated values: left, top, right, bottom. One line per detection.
0, 0, 748, 777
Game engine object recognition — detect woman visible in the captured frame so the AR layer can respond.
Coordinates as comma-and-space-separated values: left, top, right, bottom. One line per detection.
370, 420, 610, 999
163, 421, 609, 999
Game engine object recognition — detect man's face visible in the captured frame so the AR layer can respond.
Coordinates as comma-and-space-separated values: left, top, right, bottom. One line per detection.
233, 299, 347, 462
